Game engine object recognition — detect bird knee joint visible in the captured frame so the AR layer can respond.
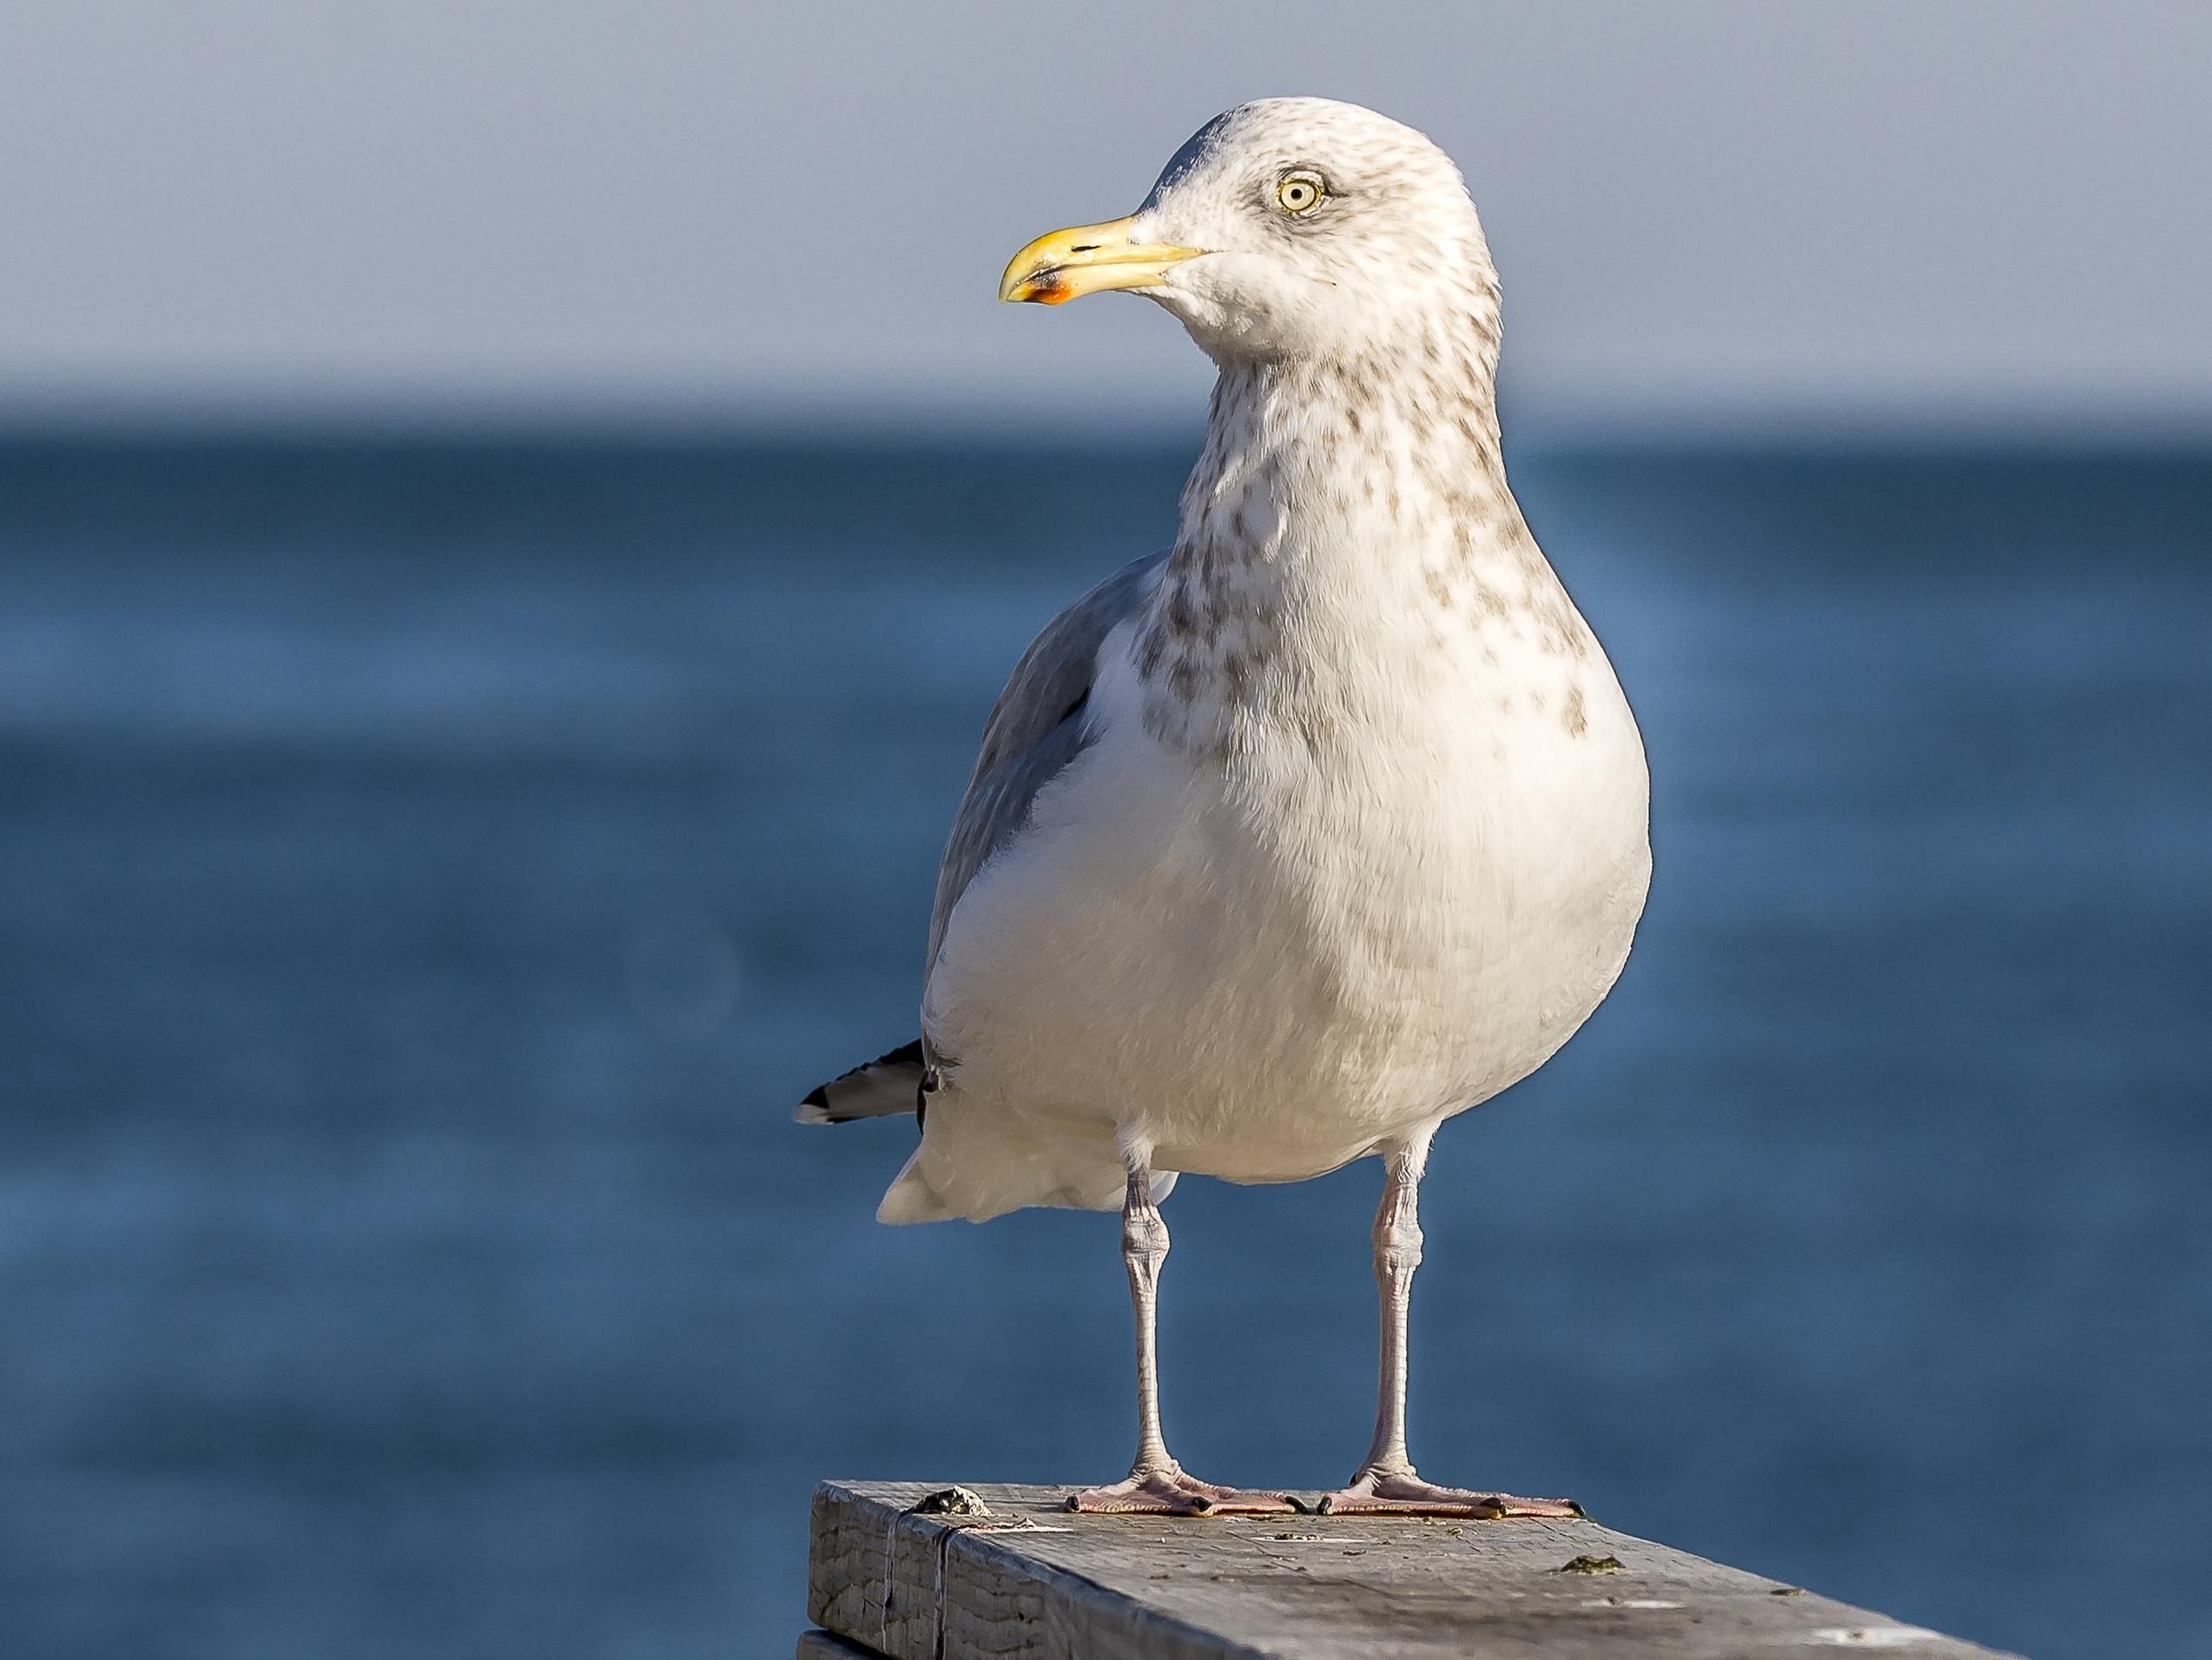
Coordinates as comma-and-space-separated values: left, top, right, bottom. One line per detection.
1123, 1210, 1170, 1265
1375, 1216, 1423, 1278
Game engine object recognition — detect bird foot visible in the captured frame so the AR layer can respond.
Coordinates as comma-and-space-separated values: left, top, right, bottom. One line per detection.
1067, 1464, 1298, 1516
1314, 1468, 1584, 1518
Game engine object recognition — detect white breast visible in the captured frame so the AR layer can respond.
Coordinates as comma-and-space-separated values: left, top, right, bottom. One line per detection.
922, 570, 1651, 1198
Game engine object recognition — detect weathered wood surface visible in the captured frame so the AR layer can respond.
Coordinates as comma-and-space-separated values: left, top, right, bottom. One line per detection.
806, 1480, 2020, 1659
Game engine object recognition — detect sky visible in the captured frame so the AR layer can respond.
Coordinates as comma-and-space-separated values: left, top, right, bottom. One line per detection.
2, 1, 2207, 435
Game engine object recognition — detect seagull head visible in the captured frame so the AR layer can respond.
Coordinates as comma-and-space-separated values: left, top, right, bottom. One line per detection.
1000, 98, 1498, 371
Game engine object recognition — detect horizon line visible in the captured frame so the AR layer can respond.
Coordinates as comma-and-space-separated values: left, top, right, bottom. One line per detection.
4, 385, 2212, 453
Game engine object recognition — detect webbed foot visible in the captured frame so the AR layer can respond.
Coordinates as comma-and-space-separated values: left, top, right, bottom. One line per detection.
1314, 1468, 1583, 1519
1067, 1464, 1299, 1516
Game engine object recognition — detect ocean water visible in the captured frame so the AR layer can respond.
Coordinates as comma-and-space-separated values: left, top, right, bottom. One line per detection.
0, 438, 2206, 1660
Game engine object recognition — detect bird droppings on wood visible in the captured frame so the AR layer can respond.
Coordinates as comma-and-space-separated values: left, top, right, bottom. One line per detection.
907, 1486, 989, 1517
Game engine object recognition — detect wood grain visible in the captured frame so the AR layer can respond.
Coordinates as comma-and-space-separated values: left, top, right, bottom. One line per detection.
808, 1480, 2021, 1659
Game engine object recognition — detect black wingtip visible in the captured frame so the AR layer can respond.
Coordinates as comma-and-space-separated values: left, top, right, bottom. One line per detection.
796, 1038, 930, 1125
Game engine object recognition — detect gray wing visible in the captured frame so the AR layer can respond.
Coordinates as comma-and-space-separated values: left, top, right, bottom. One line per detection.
925, 550, 1166, 975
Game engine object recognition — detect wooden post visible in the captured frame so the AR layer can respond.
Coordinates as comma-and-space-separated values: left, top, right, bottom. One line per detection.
802, 1481, 2020, 1659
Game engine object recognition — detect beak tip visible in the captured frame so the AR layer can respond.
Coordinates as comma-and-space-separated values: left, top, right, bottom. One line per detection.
998, 272, 1070, 306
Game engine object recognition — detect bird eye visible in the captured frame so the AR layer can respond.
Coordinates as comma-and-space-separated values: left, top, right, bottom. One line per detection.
1276, 172, 1327, 215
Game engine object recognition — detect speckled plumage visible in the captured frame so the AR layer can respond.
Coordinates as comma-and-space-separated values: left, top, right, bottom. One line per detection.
810, 95, 1650, 1221
803, 98, 1652, 1515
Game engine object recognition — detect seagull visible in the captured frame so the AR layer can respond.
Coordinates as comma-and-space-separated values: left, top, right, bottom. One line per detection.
800, 97, 1651, 1518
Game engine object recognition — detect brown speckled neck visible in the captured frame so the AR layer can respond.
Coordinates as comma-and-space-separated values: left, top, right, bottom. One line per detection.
1132, 318, 1583, 754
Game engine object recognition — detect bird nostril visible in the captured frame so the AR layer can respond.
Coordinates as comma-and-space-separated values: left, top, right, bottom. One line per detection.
1070, 243, 1099, 254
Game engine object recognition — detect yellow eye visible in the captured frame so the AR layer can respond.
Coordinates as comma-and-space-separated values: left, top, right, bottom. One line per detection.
1276, 172, 1326, 215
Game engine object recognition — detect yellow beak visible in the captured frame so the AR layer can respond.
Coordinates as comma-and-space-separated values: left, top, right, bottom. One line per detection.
999, 215, 1205, 305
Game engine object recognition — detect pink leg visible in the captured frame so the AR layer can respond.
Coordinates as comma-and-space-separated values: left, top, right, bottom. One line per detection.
1068, 1159, 1297, 1517
1313, 1136, 1582, 1521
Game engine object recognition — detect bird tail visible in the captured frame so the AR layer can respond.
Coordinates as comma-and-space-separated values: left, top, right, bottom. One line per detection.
794, 1040, 927, 1124
877, 1111, 1165, 1225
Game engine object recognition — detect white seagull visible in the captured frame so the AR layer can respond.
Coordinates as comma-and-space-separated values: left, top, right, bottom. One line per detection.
801, 97, 1651, 1518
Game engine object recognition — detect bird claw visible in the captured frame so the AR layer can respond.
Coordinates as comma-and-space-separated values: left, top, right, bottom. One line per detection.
1314, 1469, 1584, 1518
1067, 1465, 1298, 1516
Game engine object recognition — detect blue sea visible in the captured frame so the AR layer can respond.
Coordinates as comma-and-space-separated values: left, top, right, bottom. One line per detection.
1, 438, 2206, 1659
